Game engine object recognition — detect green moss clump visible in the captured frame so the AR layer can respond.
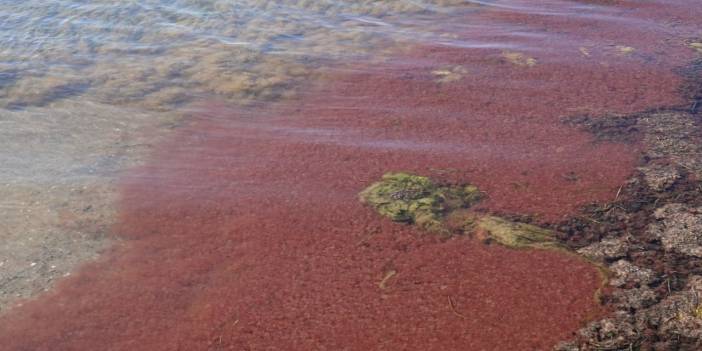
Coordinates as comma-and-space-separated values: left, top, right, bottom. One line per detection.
359, 172, 607, 302
474, 216, 564, 250
359, 172, 482, 232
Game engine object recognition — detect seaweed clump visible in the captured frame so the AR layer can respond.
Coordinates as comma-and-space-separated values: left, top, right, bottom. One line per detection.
359, 172, 565, 252
359, 172, 569, 251
359, 172, 481, 233
472, 216, 564, 250
360, 173, 607, 301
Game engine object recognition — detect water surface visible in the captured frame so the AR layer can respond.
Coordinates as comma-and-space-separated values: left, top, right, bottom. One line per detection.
1, 0, 701, 349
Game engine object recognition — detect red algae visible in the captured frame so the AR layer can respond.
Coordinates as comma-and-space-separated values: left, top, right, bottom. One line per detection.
0, 112, 606, 350
1, 1, 700, 350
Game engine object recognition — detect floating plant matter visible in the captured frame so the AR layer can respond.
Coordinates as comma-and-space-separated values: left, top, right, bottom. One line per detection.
431, 65, 468, 84
688, 42, 702, 54
359, 172, 481, 233
471, 216, 564, 250
501, 51, 537, 67
615, 45, 636, 55
360, 172, 568, 251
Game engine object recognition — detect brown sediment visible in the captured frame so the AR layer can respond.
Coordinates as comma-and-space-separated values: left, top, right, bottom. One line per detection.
1, 1, 700, 350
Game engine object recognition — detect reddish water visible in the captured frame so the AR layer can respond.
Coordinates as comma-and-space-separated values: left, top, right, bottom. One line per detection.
1, 1, 700, 350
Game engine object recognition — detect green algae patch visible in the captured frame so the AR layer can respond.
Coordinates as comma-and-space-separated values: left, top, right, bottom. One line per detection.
472, 215, 611, 303
360, 173, 609, 303
472, 216, 565, 250
359, 172, 482, 233
360, 173, 582, 251
360, 173, 569, 251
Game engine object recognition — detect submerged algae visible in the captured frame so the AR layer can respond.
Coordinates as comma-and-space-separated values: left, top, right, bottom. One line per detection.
360, 173, 570, 251
360, 173, 608, 303
431, 65, 468, 84
501, 51, 537, 67
473, 216, 564, 250
359, 172, 481, 233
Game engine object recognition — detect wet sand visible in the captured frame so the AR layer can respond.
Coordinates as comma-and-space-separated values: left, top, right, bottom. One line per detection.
1, 0, 701, 349
0, 101, 178, 313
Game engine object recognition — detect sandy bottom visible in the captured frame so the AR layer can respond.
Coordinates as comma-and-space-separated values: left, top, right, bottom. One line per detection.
0, 100, 178, 313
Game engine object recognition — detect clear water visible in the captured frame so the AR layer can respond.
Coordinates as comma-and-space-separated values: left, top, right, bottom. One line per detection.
0, 0, 481, 109
4, 0, 691, 110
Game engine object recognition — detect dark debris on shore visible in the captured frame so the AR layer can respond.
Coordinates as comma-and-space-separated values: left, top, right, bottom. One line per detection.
549, 60, 702, 350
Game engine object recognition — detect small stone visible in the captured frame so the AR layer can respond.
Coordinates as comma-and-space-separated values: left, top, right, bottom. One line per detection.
634, 276, 702, 340
638, 165, 680, 192
576, 311, 638, 350
648, 204, 702, 257
611, 287, 658, 310
553, 341, 580, 351
577, 235, 630, 261
616, 46, 636, 55
609, 260, 655, 287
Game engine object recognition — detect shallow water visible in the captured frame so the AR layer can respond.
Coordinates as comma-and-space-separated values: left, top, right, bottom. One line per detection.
1, 0, 702, 349
0, 0, 476, 109
2, 0, 697, 110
